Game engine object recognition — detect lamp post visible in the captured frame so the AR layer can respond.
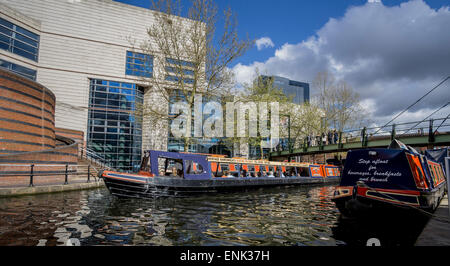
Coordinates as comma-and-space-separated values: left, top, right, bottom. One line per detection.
281, 114, 292, 161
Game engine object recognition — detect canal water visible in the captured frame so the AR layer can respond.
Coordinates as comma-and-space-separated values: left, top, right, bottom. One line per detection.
0, 185, 427, 246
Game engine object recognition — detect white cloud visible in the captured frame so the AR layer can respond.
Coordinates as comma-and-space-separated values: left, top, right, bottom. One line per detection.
255, 37, 275, 50
233, 0, 450, 124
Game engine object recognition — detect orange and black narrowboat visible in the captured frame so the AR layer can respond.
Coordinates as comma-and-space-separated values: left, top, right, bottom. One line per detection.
99, 150, 341, 198
332, 140, 447, 217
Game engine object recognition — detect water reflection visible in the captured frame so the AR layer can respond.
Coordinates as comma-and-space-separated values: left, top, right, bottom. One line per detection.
0, 185, 428, 246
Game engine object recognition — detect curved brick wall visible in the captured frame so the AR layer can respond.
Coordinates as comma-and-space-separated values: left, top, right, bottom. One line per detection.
0, 68, 56, 154
0, 69, 81, 186
55, 127, 84, 145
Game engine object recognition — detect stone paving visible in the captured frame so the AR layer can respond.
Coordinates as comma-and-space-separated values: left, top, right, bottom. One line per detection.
0, 180, 105, 197
415, 194, 450, 246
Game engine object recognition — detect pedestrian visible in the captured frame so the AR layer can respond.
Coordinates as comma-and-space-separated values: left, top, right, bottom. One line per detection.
333, 130, 338, 144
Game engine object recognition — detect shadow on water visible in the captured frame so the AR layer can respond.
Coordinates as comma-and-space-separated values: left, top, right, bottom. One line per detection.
331, 211, 430, 246
0, 185, 432, 246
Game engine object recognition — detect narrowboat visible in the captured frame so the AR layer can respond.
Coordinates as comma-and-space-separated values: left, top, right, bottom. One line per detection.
332, 140, 447, 217
99, 150, 341, 198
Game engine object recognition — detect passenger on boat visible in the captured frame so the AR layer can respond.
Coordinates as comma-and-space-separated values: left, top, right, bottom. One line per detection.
262, 171, 267, 177
222, 170, 233, 178
288, 168, 295, 177
177, 169, 184, 178
241, 169, 248, 178
170, 167, 178, 177
268, 171, 275, 177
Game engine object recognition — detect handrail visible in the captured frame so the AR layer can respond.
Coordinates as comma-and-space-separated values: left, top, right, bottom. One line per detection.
274, 117, 450, 154
78, 146, 113, 170
0, 163, 101, 187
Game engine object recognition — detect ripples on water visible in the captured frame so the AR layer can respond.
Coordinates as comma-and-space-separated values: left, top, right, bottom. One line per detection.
0, 185, 347, 246
0, 185, 426, 246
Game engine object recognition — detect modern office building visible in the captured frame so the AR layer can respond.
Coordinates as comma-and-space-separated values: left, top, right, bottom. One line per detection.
250, 75, 310, 159
260, 75, 310, 104
0, 0, 207, 171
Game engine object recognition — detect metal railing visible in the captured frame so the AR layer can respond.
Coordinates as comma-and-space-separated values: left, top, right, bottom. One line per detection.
79, 146, 113, 170
276, 117, 450, 153
0, 164, 102, 187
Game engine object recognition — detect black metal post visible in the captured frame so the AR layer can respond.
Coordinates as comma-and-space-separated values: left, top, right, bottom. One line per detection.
304, 138, 308, 152
64, 164, 68, 185
338, 131, 342, 149
428, 119, 435, 143
391, 124, 396, 141
361, 127, 367, 147
29, 164, 34, 187
87, 165, 90, 183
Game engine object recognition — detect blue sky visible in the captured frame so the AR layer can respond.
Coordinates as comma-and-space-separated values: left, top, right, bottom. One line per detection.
115, 0, 447, 66
115, 0, 450, 124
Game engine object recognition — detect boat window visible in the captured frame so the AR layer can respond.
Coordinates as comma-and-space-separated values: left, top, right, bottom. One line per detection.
286, 167, 296, 177
139, 151, 150, 172
186, 160, 204, 175
261, 166, 268, 177
220, 164, 229, 172
245, 165, 254, 177
157, 157, 183, 178
297, 167, 309, 177
256, 167, 263, 177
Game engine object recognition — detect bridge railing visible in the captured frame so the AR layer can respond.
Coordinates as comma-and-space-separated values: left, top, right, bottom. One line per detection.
277, 117, 450, 153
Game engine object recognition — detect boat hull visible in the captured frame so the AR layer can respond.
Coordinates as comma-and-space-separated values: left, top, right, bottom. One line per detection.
332, 185, 446, 218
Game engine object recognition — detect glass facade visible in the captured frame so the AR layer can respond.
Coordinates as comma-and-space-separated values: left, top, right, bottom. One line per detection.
0, 59, 36, 80
125, 51, 153, 78
0, 17, 40, 62
87, 79, 143, 172
165, 57, 195, 84
261, 75, 310, 104
167, 90, 228, 155
249, 144, 270, 160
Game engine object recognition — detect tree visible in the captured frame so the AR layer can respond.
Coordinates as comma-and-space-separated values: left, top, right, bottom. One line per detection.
313, 71, 368, 133
228, 75, 290, 159
281, 102, 324, 149
132, 0, 253, 151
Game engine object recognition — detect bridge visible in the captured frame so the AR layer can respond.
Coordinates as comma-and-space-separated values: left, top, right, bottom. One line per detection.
269, 117, 450, 160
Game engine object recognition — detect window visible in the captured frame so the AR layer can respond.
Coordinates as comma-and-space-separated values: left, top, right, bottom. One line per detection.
158, 157, 183, 177
0, 59, 36, 80
165, 57, 195, 84
125, 51, 153, 78
0, 17, 39, 62
186, 160, 204, 175
87, 79, 143, 172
